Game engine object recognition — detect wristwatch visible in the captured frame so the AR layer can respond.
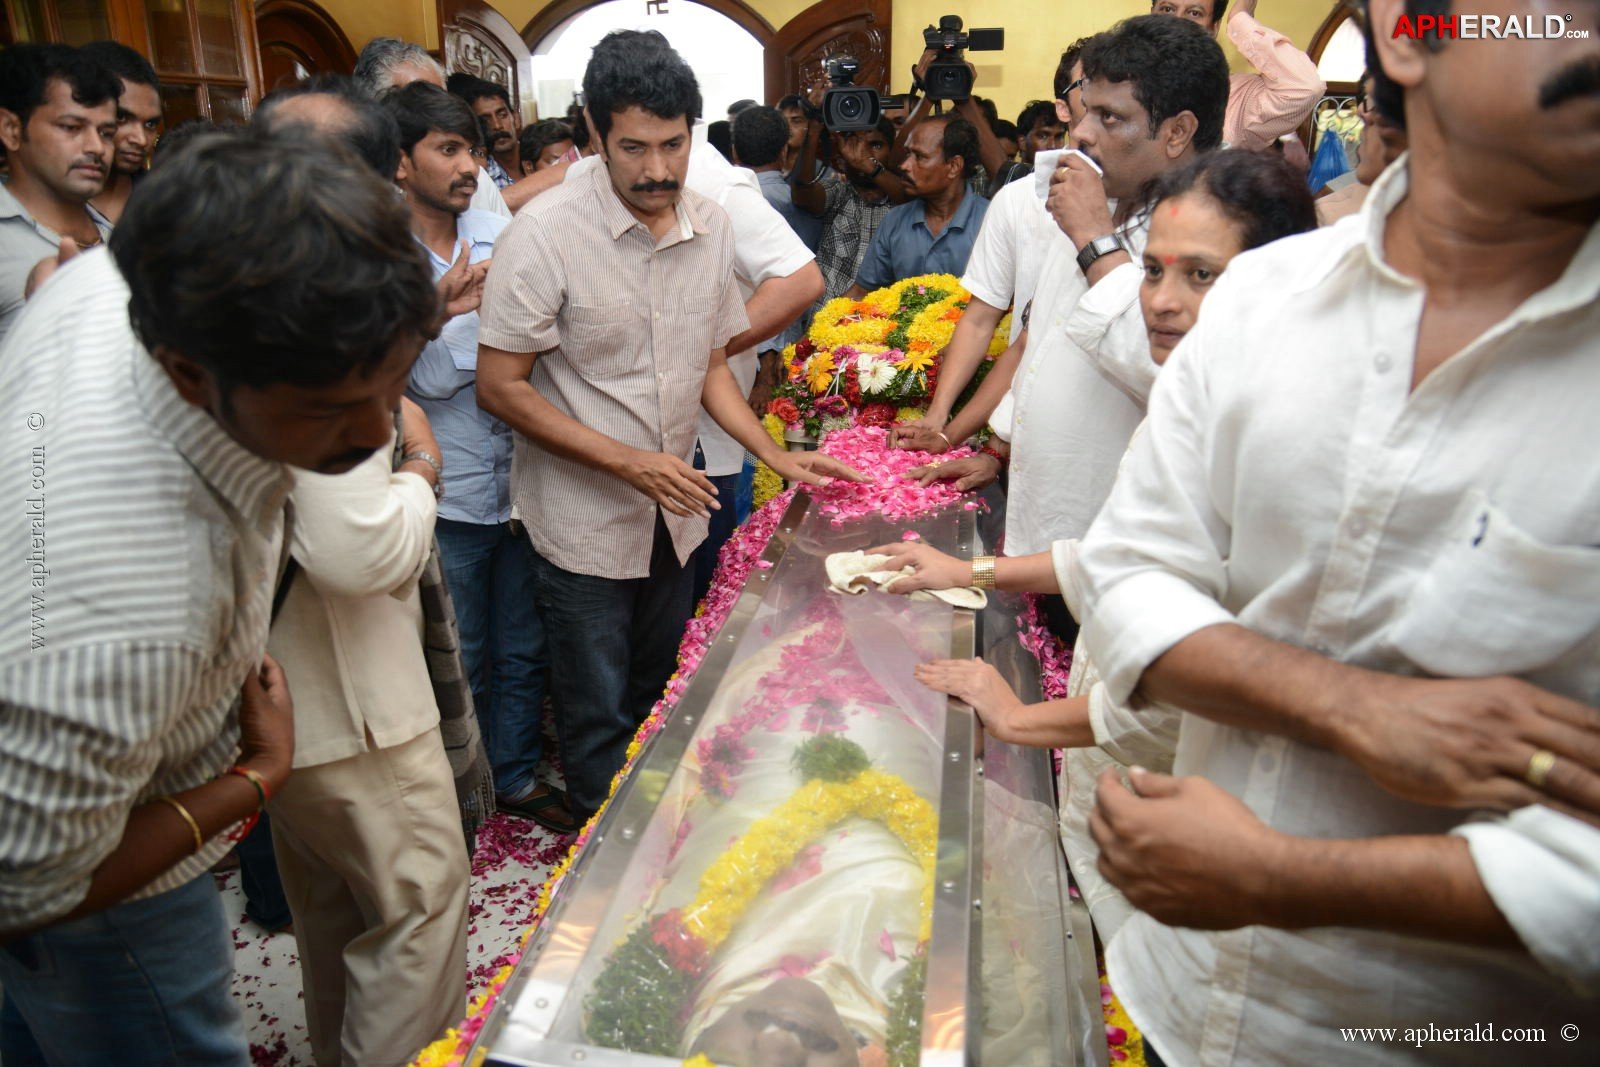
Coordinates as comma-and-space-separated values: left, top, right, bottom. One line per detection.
1076, 234, 1124, 274
401, 450, 444, 500
800, 99, 824, 123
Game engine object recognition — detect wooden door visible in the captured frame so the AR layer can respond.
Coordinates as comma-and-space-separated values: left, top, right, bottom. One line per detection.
439, 0, 530, 114
765, 0, 892, 100
255, 0, 356, 88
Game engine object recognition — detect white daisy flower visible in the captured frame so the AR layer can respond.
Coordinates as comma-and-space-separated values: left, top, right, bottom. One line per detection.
856, 355, 897, 396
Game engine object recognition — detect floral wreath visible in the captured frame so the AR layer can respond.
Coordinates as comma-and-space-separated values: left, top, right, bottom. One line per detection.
584, 736, 938, 1065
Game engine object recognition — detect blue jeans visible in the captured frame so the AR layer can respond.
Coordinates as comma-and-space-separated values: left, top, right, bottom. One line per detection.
236, 810, 291, 930
691, 470, 742, 606
0, 875, 247, 1066
529, 514, 694, 818
435, 517, 548, 801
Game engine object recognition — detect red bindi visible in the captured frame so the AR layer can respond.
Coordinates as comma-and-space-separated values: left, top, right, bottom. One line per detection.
1166, 202, 1182, 217
1161, 254, 1177, 265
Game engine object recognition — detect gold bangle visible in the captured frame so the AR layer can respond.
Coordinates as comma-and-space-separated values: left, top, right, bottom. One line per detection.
971, 555, 997, 590
156, 794, 205, 855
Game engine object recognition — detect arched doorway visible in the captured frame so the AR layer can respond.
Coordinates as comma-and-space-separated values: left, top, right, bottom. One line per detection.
255, 0, 356, 88
522, 0, 772, 123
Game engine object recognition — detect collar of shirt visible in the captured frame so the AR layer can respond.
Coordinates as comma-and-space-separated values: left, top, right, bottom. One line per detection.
590, 161, 704, 245
0, 181, 109, 243
910, 185, 983, 238
127, 311, 292, 526
1295, 154, 1600, 320
417, 209, 502, 272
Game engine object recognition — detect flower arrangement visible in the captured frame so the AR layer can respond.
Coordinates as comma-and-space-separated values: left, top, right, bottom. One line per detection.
584, 737, 938, 1059
767, 274, 1012, 440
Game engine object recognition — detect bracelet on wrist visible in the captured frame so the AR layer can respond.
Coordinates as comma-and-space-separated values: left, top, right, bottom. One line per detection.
979, 442, 1008, 469
970, 555, 997, 590
157, 794, 205, 854
227, 765, 270, 809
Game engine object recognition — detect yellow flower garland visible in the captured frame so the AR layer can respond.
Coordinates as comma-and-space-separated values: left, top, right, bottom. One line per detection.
681, 769, 939, 950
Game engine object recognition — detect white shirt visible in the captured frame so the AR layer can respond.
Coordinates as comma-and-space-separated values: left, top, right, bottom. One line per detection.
1071, 163, 1600, 1064
0, 250, 290, 930
269, 444, 440, 768
469, 167, 511, 219
1001, 212, 1150, 557
568, 146, 814, 477
959, 176, 1073, 344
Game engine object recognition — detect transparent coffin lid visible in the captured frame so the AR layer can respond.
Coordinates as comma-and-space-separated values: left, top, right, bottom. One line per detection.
527, 502, 971, 1063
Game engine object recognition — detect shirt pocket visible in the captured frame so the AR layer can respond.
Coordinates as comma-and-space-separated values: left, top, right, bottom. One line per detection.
677, 295, 720, 375
1387, 489, 1600, 678
565, 303, 637, 380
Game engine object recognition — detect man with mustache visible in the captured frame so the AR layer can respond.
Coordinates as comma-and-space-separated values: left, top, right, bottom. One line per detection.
1077, 1, 1600, 1062
477, 30, 861, 822
452, 75, 523, 189
390, 82, 575, 831
0, 44, 119, 344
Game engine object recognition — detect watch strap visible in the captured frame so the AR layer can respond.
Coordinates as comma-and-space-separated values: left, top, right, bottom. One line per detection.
1076, 234, 1124, 273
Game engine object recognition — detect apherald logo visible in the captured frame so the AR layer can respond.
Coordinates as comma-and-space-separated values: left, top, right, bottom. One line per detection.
1393, 13, 1589, 39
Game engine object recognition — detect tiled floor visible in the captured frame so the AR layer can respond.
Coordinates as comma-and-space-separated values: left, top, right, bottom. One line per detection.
222, 813, 571, 1065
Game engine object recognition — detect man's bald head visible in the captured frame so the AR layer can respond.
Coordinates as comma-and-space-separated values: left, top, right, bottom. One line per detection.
253, 74, 400, 179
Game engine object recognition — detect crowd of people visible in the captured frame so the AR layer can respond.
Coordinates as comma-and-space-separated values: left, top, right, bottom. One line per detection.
0, 0, 1595, 1064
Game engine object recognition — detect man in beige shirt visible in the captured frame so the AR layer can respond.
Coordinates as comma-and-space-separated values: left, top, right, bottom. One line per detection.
477, 30, 859, 820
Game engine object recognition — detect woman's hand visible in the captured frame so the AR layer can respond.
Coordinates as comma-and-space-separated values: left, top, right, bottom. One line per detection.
915, 658, 1025, 742
865, 541, 971, 594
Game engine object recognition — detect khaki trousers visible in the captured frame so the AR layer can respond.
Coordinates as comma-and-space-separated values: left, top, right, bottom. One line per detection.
269, 727, 469, 1066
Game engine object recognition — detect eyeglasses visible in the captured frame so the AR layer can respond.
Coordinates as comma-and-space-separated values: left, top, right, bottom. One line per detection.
1065, 77, 1087, 98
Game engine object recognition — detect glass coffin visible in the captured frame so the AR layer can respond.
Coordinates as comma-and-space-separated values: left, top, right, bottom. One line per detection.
469, 490, 1095, 1067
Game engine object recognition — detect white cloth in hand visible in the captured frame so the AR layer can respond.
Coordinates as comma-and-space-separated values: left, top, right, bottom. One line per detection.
823, 551, 987, 609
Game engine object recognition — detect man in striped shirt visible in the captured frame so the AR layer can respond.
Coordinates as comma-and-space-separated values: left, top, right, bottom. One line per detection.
478, 31, 861, 820
0, 128, 438, 1065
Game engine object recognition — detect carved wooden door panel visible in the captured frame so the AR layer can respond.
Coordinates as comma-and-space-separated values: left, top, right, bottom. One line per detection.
765, 0, 892, 99
438, 0, 531, 112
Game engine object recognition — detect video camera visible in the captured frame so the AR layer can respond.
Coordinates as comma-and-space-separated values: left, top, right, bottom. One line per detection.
821, 55, 881, 133
920, 15, 1004, 102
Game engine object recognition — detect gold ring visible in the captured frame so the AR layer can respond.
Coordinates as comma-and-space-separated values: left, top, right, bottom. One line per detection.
1526, 749, 1557, 789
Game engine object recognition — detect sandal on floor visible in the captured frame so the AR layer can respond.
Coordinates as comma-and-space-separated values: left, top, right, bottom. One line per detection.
497, 783, 580, 834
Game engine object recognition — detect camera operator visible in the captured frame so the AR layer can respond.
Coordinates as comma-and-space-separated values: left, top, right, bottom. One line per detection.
788, 84, 905, 311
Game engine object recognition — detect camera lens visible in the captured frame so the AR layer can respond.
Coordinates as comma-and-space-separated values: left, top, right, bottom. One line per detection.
837, 94, 864, 121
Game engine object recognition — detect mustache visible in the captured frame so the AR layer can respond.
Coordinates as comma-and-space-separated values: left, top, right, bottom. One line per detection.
71, 155, 105, 173
451, 177, 478, 194
1539, 56, 1600, 110
487, 129, 513, 144
630, 179, 680, 192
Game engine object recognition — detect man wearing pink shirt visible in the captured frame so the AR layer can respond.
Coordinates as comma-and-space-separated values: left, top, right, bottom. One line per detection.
1153, 0, 1325, 151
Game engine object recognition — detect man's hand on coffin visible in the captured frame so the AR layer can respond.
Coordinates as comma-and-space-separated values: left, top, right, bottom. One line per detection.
865, 541, 970, 593
914, 658, 1026, 742
618, 450, 721, 519
1090, 767, 1284, 930
887, 422, 952, 453
767, 450, 870, 488
905, 453, 1001, 492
